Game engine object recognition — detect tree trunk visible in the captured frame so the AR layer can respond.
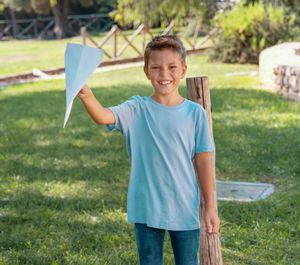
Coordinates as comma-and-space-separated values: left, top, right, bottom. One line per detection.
9, 8, 17, 38
51, 0, 69, 39
186, 77, 223, 265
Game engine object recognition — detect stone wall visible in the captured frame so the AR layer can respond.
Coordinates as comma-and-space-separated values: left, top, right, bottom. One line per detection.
273, 65, 300, 101
259, 42, 300, 102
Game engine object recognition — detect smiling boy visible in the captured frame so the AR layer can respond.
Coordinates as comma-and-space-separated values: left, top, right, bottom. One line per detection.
77, 35, 220, 265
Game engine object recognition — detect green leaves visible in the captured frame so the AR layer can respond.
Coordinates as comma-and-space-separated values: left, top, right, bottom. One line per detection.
112, 0, 214, 27
211, 1, 293, 64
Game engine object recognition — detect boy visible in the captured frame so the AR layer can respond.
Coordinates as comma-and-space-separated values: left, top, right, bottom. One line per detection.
77, 35, 220, 265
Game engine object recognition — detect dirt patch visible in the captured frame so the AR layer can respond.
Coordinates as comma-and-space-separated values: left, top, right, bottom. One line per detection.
0, 55, 36, 62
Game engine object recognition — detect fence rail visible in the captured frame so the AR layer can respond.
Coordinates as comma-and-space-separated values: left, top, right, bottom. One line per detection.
0, 23, 216, 87
0, 14, 113, 40
81, 22, 215, 63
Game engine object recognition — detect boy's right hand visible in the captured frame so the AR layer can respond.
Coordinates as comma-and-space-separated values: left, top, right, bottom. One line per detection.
77, 84, 93, 100
72, 83, 115, 125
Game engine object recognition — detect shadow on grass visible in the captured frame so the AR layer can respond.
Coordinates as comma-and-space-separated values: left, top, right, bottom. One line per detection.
0, 189, 124, 214
1, 85, 298, 184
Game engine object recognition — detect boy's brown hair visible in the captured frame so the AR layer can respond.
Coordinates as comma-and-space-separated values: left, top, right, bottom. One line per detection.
144, 35, 186, 69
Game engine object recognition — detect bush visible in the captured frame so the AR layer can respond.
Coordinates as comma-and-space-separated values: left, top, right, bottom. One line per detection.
210, 1, 295, 64
284, 5, 300, 42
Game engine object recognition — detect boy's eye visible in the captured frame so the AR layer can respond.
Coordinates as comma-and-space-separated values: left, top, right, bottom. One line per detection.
170, 66, 177, 69
151, 66, 159, 69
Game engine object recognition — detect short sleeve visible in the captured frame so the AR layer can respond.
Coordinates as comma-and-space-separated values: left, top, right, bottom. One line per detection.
105, 95, 140, 135
195, 107, 215, 153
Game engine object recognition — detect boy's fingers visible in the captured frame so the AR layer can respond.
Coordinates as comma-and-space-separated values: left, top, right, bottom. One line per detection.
206, 219, 220, 235
206, 221, 213, 234
207, 228, 212, 234
82, 83, 88, 89
213, 223, 220, 234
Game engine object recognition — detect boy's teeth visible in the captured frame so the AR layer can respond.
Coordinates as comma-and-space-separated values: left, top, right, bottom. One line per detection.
160, 81, 171, 84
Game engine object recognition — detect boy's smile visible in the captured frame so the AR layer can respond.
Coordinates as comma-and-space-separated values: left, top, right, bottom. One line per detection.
144, 49, 187, 101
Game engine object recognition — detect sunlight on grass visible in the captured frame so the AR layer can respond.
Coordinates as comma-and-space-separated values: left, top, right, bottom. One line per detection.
43, 181, 92, 198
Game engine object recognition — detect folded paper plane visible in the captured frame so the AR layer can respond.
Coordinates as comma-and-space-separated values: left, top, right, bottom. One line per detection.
63, 43, 104, 128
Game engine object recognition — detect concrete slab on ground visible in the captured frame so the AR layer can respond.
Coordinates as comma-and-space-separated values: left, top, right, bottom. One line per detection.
216, 180, 274, 202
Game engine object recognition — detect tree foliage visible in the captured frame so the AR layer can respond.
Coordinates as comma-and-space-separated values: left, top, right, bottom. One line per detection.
244, 0, 300, 40
210, 1, 295, 64
111, 0, 226, 28
0, 0, 4, 12
3, 0, 114, 15
4, 0, 33, 13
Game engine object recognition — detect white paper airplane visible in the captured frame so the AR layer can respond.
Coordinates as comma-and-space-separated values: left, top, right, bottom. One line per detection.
63, 43, 104, 128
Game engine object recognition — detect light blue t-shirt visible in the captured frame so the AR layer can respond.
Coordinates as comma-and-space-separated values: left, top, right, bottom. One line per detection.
107, 95, 215, 231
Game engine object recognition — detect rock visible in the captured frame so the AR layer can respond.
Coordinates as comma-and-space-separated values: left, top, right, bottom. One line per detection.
259, 42, 300, 101
259, 42, 300, 87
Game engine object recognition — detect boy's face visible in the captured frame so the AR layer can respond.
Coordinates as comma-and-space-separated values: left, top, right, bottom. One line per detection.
144, 49, 187, 97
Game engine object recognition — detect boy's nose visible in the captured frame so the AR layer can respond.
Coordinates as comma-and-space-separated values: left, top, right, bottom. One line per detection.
159, 69, 169, 77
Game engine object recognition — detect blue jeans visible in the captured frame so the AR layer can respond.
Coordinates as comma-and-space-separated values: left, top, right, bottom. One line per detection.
134, 223, 200, 265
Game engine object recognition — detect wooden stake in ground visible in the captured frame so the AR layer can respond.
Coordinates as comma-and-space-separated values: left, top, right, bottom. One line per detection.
186, 77, 223, 265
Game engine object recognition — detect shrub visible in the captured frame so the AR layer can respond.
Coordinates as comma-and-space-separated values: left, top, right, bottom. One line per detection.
210, 1, 295, 64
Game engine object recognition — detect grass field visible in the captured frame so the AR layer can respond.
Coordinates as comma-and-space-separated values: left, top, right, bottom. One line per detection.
0, 47, 299, 265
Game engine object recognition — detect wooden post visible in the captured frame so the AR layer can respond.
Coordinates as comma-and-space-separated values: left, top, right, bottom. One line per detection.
9, 9, 18, 38
162, 21, 175, 36
186, 77, 223, 265
81, 27, 86, 45
116, 28, 142, 57
195, 28, 218, 49
193, 21, 200, 49
142, 25, 146, 52
117, 24, 145, 57
113, 25, 117, 58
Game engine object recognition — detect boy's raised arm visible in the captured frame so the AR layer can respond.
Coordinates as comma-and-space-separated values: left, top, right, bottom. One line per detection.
78, 84, 115, 125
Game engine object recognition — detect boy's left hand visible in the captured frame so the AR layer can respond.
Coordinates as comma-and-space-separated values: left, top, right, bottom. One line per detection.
205, 208, 220, 235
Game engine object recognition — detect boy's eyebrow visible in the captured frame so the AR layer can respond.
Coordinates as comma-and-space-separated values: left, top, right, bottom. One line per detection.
149, 62, 180, 66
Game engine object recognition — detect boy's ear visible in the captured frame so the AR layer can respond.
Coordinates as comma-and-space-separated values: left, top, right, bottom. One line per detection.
181, 65, 187, 79
144, 66, 150, 80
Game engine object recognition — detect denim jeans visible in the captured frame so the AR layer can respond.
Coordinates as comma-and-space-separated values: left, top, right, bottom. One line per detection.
134, 223, 200, 265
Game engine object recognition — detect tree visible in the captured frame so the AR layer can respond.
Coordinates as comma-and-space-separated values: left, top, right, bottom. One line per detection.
4, 0, 68, 38
210, 1, 295, 64
111, 0, 237, 33
51, 0, 69, 39
2, 0, 116, 39
112, 0, 204, 28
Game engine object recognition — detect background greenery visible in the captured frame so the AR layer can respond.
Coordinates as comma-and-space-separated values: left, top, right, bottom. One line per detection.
0, 46, 299, 263
1, 0, 299, 64
209, 0, 299, 64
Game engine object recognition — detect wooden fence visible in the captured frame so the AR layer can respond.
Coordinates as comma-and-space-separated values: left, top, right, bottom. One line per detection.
0, 23, 217, 86
0, 13, 113, 40
81, 22, 217, 64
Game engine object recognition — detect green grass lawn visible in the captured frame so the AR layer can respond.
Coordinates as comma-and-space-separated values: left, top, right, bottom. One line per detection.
0, 55, 299, 265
